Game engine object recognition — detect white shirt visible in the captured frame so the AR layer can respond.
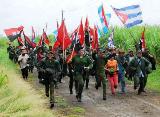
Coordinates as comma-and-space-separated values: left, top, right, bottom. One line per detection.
129, 56, 134, 62
18, 54, 29, 69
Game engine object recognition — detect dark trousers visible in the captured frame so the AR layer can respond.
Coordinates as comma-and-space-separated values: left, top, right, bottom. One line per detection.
74, 73, 84, 99
138, 76, 147, 94
21, 67, 28, 79
29, 65, 34, 73
45, 81, 55, 104
83, 70, 90, 89
69, 71, 74, 93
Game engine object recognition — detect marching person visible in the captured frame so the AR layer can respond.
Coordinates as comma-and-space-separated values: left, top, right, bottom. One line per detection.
116, 50, 128, 94
129, 50, 151, 95
125, 49, 135, 81
105, 54, 118, 95
39, 51, 61, 108
83, 51, 93, 89
18, 47, 29, 80
143, 48, 156, 70
28, 48, 35, 73
37, 47, 45, 83
71, 48, 92, 102
94, 49, 109, 100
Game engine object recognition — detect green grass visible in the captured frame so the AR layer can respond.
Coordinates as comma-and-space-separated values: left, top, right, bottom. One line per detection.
0, 39, 55, 117
100, 25, 160, 61
147, 66, 160, 92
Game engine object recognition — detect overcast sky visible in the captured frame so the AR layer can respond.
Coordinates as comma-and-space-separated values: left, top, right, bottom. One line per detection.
0, 0, 160, 36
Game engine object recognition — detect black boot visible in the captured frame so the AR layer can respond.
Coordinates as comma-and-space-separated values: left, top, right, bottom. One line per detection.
50, 104, 54, 108
46, 93, 49, 97
70, 89, 73, 94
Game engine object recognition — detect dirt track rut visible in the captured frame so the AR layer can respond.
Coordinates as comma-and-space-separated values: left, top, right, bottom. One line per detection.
31, 69, 160, 117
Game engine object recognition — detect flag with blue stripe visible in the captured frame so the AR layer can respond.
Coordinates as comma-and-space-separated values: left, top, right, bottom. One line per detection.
112, 5, 143, 28
98, 5, 109, 34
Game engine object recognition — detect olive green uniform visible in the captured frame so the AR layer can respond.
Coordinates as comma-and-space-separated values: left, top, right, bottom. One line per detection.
95, 54, 109, 99
72, 55, 92, 101
39, 57, 61, 105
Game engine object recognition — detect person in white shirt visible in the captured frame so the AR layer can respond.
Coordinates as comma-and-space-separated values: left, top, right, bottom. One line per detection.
18, 48, 29, 80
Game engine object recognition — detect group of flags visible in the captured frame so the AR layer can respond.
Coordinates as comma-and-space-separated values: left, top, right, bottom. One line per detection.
4, 3, 145, 54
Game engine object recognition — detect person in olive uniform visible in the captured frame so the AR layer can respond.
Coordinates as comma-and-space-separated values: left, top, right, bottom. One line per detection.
28, 48, 35, 73
72, 49, 92, 102
83, 51, 93, 89
38, 51, 61, 108
129, 50, 151, 95
68, 61, 75, 94
94, 49, 109, 100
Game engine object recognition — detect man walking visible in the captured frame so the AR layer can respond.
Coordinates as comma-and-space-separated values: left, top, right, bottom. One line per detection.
129, 50, 151, 95
18, 47, 29, 80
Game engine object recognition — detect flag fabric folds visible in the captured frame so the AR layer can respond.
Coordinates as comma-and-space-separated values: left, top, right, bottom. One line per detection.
85, 17, 89, 30
32, 26, 36, 43
97, 25, 102, 39
23, 32, 36, 48
17, 37, 24, 46
112, 5, 143, 28
55, 20, 71, 50
38, 36, 43, 47
139, 28, 146, 51
98, 5, 109, 34
42, 30, 50, 46
78, 20, 85, 46
4, 26, 24, 42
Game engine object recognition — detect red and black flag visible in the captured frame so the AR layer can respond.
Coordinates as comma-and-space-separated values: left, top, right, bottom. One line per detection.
42, 30, 50, 46
38, 35, 43, 47
37, 30, 50, 47
4, 26, 24, 42
17, 37, 24, 46
23, 32, 36, 48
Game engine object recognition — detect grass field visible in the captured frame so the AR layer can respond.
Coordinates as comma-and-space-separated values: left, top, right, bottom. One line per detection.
100, 26, 160, 61
0, 39, 55, 117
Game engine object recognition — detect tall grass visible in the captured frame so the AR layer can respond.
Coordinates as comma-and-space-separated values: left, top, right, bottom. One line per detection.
0, 39, 55, 117
100, 25, 160, 61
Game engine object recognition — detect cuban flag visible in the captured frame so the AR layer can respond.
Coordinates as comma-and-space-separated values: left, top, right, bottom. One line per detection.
112, 5, 142, 28
98, 5, 109, 34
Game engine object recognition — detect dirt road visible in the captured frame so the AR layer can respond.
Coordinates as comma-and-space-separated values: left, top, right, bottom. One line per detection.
30, 69, 160, 117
